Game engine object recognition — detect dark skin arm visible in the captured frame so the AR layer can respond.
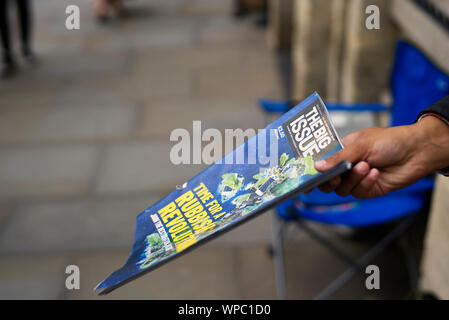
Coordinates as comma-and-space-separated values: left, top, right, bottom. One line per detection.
309, 116, 449, 199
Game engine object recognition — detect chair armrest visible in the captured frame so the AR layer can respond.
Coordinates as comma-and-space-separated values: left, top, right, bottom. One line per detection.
258, 98, 290, 113
325, 102, 390, 113
259, 98, 390, 114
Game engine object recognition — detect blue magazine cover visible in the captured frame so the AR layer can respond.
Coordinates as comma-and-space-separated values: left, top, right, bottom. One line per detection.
95, 92, 345, 294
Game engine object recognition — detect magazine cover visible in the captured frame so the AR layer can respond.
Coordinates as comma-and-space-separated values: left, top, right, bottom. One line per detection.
95, 92, 345, 294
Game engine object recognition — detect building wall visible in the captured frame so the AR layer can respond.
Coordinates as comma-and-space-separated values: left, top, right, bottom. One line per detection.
291, 0, 332, 100
290, 0, 399, 102
267, 0, 294, 50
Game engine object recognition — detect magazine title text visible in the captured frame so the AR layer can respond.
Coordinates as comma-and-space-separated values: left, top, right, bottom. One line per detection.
288, 105, 332, 157
157, 183, 226, 252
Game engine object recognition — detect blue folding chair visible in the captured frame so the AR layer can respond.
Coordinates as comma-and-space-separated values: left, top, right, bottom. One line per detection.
260, 40, 449, 299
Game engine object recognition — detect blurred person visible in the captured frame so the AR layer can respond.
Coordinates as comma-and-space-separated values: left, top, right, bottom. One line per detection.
0, 0, 34, 78
92, 0, 123, 23
233, 0, 268, 28
309, 95, 449, 199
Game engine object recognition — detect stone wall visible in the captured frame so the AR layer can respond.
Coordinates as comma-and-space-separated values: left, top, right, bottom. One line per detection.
291, 0, 332, 100
340, 0, 398, 102
289, 0, 399, 102
267, 0, 294, 50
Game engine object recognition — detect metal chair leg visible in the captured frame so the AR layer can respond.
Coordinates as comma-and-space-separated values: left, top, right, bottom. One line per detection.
314, 215, 416, 300
295, 219, 359, 267
271, 211, 287, 300
399, 234, 419, 294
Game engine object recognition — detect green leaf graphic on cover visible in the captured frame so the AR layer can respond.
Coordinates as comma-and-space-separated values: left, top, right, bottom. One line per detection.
220, 173, 244, 201
253, 175, 269, 190
271, 177, 301, 196
233, 193, 251, 208
285, 157, 296, 167
301, 156, 318, 175
222, 173, 243, 189
146, 233, 163, 251
270, 156, 318, 196
280, 153, 289, 167
139, 233, 165, 269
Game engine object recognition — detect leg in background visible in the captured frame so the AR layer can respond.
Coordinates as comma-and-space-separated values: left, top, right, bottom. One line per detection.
93, 0, 110, 23
0, 0, 14, 64
233, 0, 248, 17
16, 0, 32, 57
108, 0, 123, 16
0, 0, 17, 78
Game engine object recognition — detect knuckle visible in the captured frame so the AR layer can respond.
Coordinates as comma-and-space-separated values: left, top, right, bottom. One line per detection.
336, 188, 348, 197
353, 188, 369, 199
319, 185, 331, 193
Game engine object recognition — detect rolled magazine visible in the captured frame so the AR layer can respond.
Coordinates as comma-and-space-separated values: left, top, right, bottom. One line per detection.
95, 92, 350, 294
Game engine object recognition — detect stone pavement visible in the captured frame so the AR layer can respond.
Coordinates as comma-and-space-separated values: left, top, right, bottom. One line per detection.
0, 0, 281, 299
0, 0, 408, 299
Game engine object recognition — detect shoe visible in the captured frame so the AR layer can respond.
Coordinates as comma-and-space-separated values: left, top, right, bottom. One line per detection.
1, 62, 18, 79
96, 14, 110, 25
23, 52, 38, 66
254, 13, 268, 28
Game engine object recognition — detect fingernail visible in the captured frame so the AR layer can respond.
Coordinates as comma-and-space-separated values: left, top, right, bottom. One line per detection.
358, 162, 369, 174
369, 168, 379, 179
315, 160, 326, 168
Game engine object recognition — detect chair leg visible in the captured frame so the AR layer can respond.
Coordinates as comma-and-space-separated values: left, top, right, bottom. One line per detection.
295, 219, 359, 267
314, 215, 417, 300
399, 234, 419, 294
271, 211, 287, 300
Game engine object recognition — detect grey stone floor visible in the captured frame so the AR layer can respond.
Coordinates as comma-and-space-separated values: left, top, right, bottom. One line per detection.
0, 0, 409, 300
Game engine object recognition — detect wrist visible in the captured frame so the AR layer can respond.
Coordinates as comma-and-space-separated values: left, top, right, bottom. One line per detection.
413, 115, 449, 174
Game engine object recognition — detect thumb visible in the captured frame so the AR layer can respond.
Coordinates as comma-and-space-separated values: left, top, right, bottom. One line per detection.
315, 139, 364, 172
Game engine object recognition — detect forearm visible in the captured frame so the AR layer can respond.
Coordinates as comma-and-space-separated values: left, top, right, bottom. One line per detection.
413, 116, 449, 174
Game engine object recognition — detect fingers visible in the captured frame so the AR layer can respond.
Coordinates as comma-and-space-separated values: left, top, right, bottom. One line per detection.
334, 161, 370, 196
352, 168, 379, 199
315, 146, 362, 172
315, 132, 365, 172
308, 128, 372, 196
318, 176, 341, 193
317, 161, 377, 197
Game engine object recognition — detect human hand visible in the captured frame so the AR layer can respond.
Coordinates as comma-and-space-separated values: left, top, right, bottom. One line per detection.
310, 116, 449, 199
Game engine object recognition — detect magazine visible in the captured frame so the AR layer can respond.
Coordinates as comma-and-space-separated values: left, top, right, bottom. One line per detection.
95, 92, 349, 294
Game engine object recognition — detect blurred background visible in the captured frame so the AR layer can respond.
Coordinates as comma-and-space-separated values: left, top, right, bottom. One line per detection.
0, 0, 448, 299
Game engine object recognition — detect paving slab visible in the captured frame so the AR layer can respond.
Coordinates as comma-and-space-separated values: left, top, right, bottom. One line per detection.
0, 87, 138, 144
177, 0, 233, 16
95, 142, 206, 194
102, 19, 198, 51
0, 253, 69, 299
193, 63, 283, 100
0, 145, 101, 198
234, 244, 276, 299
198, 16, 266, 46
69, 244, 275, 300
138, 97, 265, 139
0, 194, 164, 254
83, 64, 192, 102
131, 44, 275, 75
40, 88, 138, 142
68, 247, 241, 299
0, 203, 14, 233
0, 87, 57, 145
26, 50, 130, 82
